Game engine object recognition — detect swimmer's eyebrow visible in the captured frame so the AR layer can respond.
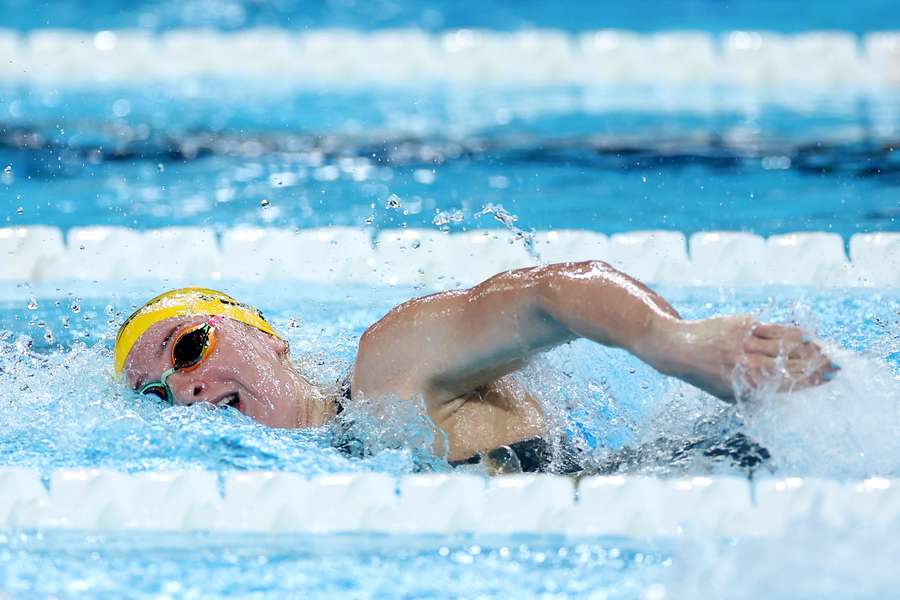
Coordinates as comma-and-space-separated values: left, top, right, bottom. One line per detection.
158, 325, 179, 356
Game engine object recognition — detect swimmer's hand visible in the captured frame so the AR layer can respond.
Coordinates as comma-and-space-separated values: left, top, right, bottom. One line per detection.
647, 316, 838, 400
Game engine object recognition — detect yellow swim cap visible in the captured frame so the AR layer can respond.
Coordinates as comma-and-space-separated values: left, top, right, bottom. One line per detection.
114, 287, 283, 376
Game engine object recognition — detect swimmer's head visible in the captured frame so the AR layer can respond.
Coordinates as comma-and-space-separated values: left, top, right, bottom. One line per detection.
115, 288, 330, 428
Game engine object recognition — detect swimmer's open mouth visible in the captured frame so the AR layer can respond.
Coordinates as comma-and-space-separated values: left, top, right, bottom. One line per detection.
216, 392, 241, 410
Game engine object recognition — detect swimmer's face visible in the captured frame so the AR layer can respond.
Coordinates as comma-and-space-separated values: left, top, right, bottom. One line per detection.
123, 316, 326, 428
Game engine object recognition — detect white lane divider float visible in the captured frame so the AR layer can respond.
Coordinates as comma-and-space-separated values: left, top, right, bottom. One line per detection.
0, 226, 898, 288
2, 468, 898, 536
0, 29, 898, 87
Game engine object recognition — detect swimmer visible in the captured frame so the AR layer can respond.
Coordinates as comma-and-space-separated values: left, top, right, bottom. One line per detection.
115, 261, 836, 473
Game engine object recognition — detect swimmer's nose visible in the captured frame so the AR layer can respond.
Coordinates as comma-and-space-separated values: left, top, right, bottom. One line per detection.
168, 376, 209, 406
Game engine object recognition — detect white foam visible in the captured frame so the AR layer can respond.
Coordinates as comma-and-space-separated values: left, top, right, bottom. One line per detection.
744, 346, 900, 478
2, 28, 898, 87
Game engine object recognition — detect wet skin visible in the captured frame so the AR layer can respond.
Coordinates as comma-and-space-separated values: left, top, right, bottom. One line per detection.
123, 261, 837, 462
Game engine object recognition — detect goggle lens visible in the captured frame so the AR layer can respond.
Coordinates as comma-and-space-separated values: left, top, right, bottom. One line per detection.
172, 324, 212, 370
140, 382, 169, 402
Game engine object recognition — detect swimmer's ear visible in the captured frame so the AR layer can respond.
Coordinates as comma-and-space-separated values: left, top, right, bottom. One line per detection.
264, 334, 290, 359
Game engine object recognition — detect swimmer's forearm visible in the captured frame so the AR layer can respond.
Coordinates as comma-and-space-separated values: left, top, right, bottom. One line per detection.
534, 261, 683, 372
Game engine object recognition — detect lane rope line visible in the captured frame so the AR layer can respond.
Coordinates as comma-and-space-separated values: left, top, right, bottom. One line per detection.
0, 226, 897, 287
0, 29, 898, 87
0, 468, 893, 535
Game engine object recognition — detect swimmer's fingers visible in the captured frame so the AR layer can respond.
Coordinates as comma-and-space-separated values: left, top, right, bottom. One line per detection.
740, 352, 839, 393
752, 322, 812, 342
743, 335, 825, 360
784, 357, 837, 388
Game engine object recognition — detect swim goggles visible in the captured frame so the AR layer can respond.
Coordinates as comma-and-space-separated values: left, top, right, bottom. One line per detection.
138, 316, 221, 405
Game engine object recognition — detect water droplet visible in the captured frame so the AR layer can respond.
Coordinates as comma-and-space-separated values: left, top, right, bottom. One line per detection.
43, 330, 54, 344
385, 194, 401, 209
364, 216, 374, 225
641, 175, 647, 183
260, 198, 270, 208
288, 317, 301, 328
16, 207, 24, 215
432, 209, 464, 227
3, 165, 11, 175
70, 302, 80, 314
27, 299, 38, 310
157, 163, 165, 173
411, 240, 421, 249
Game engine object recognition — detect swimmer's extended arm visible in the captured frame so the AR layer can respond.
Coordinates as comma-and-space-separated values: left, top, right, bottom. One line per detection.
353, 261, 835, 405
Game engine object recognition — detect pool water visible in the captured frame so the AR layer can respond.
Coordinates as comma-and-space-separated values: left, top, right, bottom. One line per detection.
2, 84, 899, 236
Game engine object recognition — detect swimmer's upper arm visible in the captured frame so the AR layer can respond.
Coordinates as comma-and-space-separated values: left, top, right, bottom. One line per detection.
351, 266, 575, 407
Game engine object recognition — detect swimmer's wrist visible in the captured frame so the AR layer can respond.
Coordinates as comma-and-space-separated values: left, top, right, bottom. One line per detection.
634, 314, 689, 377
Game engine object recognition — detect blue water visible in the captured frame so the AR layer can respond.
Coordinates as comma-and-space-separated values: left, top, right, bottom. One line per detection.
2, 84, 898, 236
2, 0, 900, 33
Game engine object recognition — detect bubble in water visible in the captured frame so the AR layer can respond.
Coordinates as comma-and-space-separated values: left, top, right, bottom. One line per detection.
26, 299, 38, 310
259, 198, 270, 208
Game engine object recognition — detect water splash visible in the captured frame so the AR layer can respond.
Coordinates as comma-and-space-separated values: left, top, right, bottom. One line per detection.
742, 345, 900, 477
474, 203, 539, 261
